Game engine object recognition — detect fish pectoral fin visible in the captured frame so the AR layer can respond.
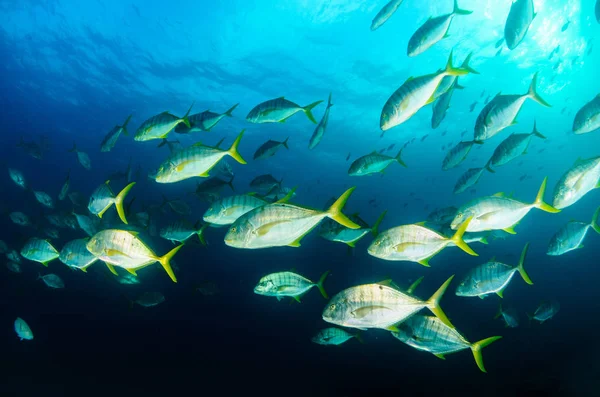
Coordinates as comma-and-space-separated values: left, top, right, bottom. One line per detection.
198, 171, 210, 177
175, 161, 193, 172
478, 210, 502, 222
125, 268, 138, 276
434, 353, 446, 360
502, 225, 518, 235
394, 242, 421, 253
106, 248, 131, 258
256, 220, 292, 236
351, 305, 390, 319
496, 289, 504, 298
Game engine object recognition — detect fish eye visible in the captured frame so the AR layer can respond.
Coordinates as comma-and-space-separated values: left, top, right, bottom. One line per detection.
230, 227, 237, 233
329, 304, 336, 310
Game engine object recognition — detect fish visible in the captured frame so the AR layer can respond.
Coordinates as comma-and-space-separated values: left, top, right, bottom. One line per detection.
370, 0, 404, 31
407, 0, 472, 57
572, 94, 600, 134
58, 170, 71, 201
20, 238, 60, 267
254, 270, 330, 302
160, 196, 192, 216
68, 191, 87, 207
469, 101, 478, 112
486, 121, 546, 170
249, 174, 283, 192
322, 275, 456, 331
101, 114, 132, 152
17, 137, 44, 159
309, 93, 333, 150
153, 130, 247, 183
561, 20, 570, 32
224, 187, 360, 249
44, 227, 60, 239
6, 249, 22, 264
504, 0, 536, 50
195, 281, 220, 296
59, 238, 100, 271
426, 206, 458, 226
32, 190, 54, 209
260, 186, 297, 202
320, 210, 387, 248
203, 192, 285, 226
0, 240, 7, 254
157, 139, 183, 154
431, 80, 459, 129
552, 156, 600, 210
253, 138, 289, 160
346, 152, 351, 161
442, 140, 484, 170
159, 220, 207, 244
495, 38, 504, 48
311, 327, 362, 346
10, 211, 30, 226
134, 104, 193, 141
391, 315, 502, 373
348, 149, 407, 176
133, 292, 165, 308
380, 51, 470, 131
86, 229, 182, 283
528, 300, 560, 323
453, 167, 488, 194
451, 177, 560, 233
6, 262, 22, 273
117, 273, 141, 285
14, 318, 33, 341
246, 97, 323, 124
547, 207, 600, 256
69, 143, 91, 170
37, 273, 65, 289
367, 217, 477, 267
432, 53, 477, 101
494, 304, 519, 328
474, 73, 550, 141
597, 0, 600, 24
456, 243, 532, 298
175, 103, 238, 133
387, 143, 396, 151
72, 212, 100, 236
8, 168, 27, 189
88, 181, 136, 224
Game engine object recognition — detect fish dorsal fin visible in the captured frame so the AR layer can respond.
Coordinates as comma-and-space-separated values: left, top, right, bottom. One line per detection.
492, 192, 506, 197
192, 142, 204, 147
128, 231, 140, 236
414, 221, 428, 226
405, 76, 415, 83
277, 96, 285, 100
161, 111, 171, 115
105, 180, 111, 185
376, 279, 395, 287
574, 157, 587, 166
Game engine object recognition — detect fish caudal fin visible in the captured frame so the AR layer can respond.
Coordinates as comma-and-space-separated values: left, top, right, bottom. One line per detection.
460, 52, 479, 74
275, 186, 297, 204
591, 206, 600, 234
453, 0, 473, 15
224, 103, 239, 117
121, 114, 133, 135
157, 244, 183, 283
354, 331, 364, 344
181, 102, 194, 128
371, 210, 387, 237
326, 187, 361, 229
303, 100, 324, 124
494, 303, 503, 320
227, 129, 247, 165
407, 276, 425, 295
426, 275, 455, 329
282, 137, 289, 150
316, 270, 330, 299
517, 242, 533, 285
533, 177, 560, 213
450, 216, 478, 256
327, 92, 333, 108
114, 182, 136, 224
531, 120, 546, 139
444, 49, 469, 77
196, 223, 209, 246
485, 159, 496, 173
395, 148, 408, 167
527, 72, 551, 107
470, 336, 502, 373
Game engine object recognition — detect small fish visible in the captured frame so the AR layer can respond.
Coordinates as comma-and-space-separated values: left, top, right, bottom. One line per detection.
494, 38, 504, 49
469, 101, 478, 112
246, 97, 323, 124
72, 212, 100, 236
442, 140, 484, 170
37, 273, 65, 289
487, 121, 546, 170
597, 1, 600, 24
519, 174, 528, 182
484, 94, 491, 105
160, 220, 207, 245
254, 270, 330, 302
253, 138, 289, 160
309, 93, 333, 150
504, 0, 536, 50
547, 207, 600, 256
160, 196, 191, 216
426, 206, 458, 226
88, 181, 136, 224
33, 190, 54, 209
69, 143, 91, 170
249, 174, 283, 192
203, 193, 282, 226
133, 292, 165, 308
175, 104, 238, 133
59, 238, 100, 271
407, 0, 472, 57
6, 249, 22, 264
10, 211, 30, 226
456, 243, 532, 298
528, 300, 560, 323
311, 328, 362, 346
8, 168, 27, 189
348, 149, 407, 176
387, 143, 396, 151
20, 238, 60, 267
552, 156, 600, 209
157, 138, 183, 154
431, 81, 458, 129
58, 170, 71, 201
561, 20, 570, 32
370, 0, 404, 31
14, 317, 33, 341
320, 210, 387, 248
101, 114, 132, 152
6, 262, 21, 273
215, 160, 234, 180
573, 94, 600, 135
44, 227, 60, 239
0, 240, 8, 254
195, 281, 220, 296
17, 137, 44, 159
68, 191, 87, 207
117, 273, 141, 285
494, 304, 519, 328
346, 153, 351, 161
134, 104, 193, 141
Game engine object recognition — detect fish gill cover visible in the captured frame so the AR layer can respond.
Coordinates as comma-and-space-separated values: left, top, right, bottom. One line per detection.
0, 0, 599, 396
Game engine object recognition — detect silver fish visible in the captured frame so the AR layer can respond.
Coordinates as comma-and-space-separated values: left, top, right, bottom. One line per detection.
175, 103, 238, 133
573, 94, 600, 134
442, 140, 483, 170
311, 327, 362, 346
529, 300, 560, 323
253, 138, 289, 160
101, 114, 132, 152
370, 0, 404, 31
547, 207, 600, 256
486, 121, 546, 170
552, 156, 600, 210
504, 0, 536, 50
309, 93, 333, 150
69, 143, 91, 170
246, 97, 322, 124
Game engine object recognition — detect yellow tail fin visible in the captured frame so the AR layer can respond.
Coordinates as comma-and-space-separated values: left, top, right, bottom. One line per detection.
527, 72, 551, 107
316, 270, 330, 299
450, 216, 478, 256
227, 129, 247, 165
326, 187, 360, 229
303, 100, 324, 124
114, 182, 136, 224
444, 49, 469, 77
181, 102, 194, 128
470, 336, 502, 373
533, 177, 560, 213
516, 242, 533, 285
371, 210, 387, 237
157, 244, 183, 283
105, 264, 118, 276
426, 275, 456, 329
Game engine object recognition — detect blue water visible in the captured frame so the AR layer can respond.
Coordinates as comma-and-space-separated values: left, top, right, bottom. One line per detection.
1, 0, 600, 395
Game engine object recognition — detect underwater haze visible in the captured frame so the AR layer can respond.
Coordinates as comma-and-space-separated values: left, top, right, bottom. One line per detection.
1, 0, 600, 395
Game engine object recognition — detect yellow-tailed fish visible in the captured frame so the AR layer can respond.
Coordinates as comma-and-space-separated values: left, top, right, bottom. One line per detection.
370, 0, 404, 31
443, 140, 483, 170
453, 167, 491, 194
320, 210, 387, 248
573, 94, 600, 134
552, 156, 600, 210
246, 97, 323, 124
88, 181, 136, 224
134, 103, 193, 141
348, 149, 407, 176
254, 270, 329, 302
69, 143, 91, 170
504, 0, 536, 50
20, 238, 60, 267
175, 103, 238, 133
101, 114, 132, 152
547, 207, 600, 256
486, 121, 545, 171
59, 238, 100, 272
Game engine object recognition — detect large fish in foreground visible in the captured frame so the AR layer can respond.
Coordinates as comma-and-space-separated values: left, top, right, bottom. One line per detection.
547, 207, 600, 256
322, 275, 456, 331
246, 97, 323, 124
573, 94, 600, 134
348, 149, 407, 176
370, 0, 404, 31
451, 177, 560, 233
456, 243, 532, 298
380, 51, 470, 131
552, 156, 600, 210
474, 73, 550, 141
88, 181, 136, 224
391, 315, 502, 373
407, 0, 472, 57
134, 104, 193, 141
153, 130, 247, 183
254, 270, 329, 302
101, 114, 132, 152
86, 229, 182, 283
486, 121, 546, 170
224, 187, 360, 249
309, 93, 333, 150
504, 0, 536, 50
